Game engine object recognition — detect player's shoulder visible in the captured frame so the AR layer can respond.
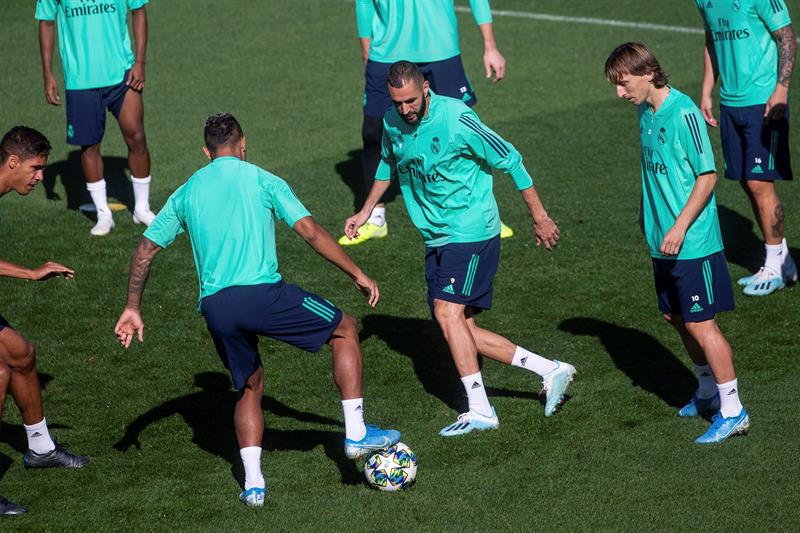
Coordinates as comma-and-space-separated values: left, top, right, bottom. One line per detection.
668, 88, 703, 121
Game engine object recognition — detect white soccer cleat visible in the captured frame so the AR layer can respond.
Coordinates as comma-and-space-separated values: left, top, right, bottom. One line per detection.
541, 361, 576, 416
439, 408, 499, 437
133, 208, 156, 226
90, 212, 115, 236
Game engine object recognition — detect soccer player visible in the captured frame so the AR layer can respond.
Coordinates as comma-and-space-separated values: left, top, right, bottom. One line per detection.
114, 113, 400, 507
341, 0, 514, 245
0, 127, 90, 469
697, 0, 797, 296
605, 42, 749, 443
37, 0, 157, 236
343, 62, 576, 436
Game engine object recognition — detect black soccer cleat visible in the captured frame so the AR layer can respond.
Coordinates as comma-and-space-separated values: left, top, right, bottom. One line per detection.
23, 441, 90, 469
0, 495, 27, 516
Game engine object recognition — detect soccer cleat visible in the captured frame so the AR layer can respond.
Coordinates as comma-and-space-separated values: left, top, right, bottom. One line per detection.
23, 441, 90, 469
742, 266, 785, 296
0, 495, 27, 516
783, 255, 798, 285
132, 208, 156, 226
737, 267, 763, 287
678, 393, 720, 417
695, 408, 750, 444
439, 407, 499, 437
239, 487, 266, 508
541, 361, 576, 417
344, 424, 401, 459
90, 213, 115, 236
338, 222, 388, 246
500, 222, 514, 239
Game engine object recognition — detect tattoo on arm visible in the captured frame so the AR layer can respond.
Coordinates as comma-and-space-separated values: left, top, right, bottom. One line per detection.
126, 237, 161, 310
771, 203, 785, 240
773, 26, 797, 89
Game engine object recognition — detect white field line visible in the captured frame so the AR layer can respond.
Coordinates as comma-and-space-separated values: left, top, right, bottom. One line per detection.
454, 5, 800, 42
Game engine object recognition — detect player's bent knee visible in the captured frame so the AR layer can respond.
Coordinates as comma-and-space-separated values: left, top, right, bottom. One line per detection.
124, 131, 147, 153
10, 341, 38, 373
332, 313, 358, 341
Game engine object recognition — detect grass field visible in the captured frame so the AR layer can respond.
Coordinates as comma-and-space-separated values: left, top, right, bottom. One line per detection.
1, 0, 799, 530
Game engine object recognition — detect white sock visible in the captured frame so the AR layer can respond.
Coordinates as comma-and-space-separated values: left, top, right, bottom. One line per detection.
764, 242, 783, 273
24, 418, 56, 454
693, 364, 717, 399
511, 346, 558, 377
131, 175, 152, 213
461, 372, 493, 417
341, 398, 366, 441
240, 446, 265, 490
368, 207, 385, 227
717, 378, 743, 418
86, 179, 111, 216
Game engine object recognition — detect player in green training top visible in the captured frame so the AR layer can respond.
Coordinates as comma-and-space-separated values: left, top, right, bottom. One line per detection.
697, 0, 797, 296
114, 113, 399, 507
606, 42, 749, 444
344, 62, 576, 437
342, 0, 513, 246
36, 0, 157, 236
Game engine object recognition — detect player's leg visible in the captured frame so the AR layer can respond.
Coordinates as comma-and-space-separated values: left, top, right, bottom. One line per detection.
0, 359, 26, 516
665, 314, 719, 417
115, 84, 155, 225
0, 323, 88, 468
233, 366, 267, 506
465, 315, 575, 416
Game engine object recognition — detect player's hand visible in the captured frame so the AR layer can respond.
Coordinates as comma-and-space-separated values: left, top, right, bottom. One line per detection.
533, 216, 559, 251
28, 262, 74, 280
343, 212, 369, 240
126, 62, 146, 92
659, 224, 686, 256
700, 94, 717, 128
353, 272, 380, 308
764, 85, 788, 123
43, 73, 61, 106
115, 307, 144, 348
484, 47, 506, 82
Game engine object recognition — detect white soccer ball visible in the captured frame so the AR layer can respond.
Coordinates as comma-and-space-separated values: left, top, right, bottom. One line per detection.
364, 442, 417, 491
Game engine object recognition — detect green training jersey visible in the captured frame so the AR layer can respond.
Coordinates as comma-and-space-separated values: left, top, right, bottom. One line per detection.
638, 87, 723, 260
696, 0, 792, 107
143, 157, 311, 308
376, 91, 533, 247
35, 0, 147, 90
356, 0, 492, 63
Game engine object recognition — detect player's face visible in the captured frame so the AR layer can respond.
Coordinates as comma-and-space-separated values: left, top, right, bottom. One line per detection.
389, 79, 430, 125
614, 73, 652, 106
10, 154, 47, 195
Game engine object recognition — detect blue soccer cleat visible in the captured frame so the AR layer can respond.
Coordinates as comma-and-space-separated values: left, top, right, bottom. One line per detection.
695, 408, 750, 444
541, 361, 576, 417
344, 424, 400, 459
743, 267, 785, 296
239, 487, 266, 507
439, 407, 499, 437
737, 267, 763, 287
678, 393, 720, 417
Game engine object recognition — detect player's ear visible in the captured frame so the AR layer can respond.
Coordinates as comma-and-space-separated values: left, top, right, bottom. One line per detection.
202, 146, 212, 161
6, 154, 19, 170
423, 80, 430, 95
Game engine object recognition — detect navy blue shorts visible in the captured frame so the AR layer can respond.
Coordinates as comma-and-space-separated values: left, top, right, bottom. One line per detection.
720, 103, 793, 181
200, 281, 343, 390
65, 72, 131, 146
0, 314, 8, 332
652, 251, 735, 322
425, 236, 500, 318
364, 55, 477, 117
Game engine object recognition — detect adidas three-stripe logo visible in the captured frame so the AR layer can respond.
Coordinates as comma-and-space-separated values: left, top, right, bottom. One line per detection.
768, 0, 784, 14
302, 297, 336, 323
684, 113, 704, 154
458, 114, 509, 158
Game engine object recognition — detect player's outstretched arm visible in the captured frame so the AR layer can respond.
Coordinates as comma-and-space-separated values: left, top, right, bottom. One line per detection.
0, 258, 74, 280
115, 237, 162, 348
521, 186, 559, 251
765, 24, 796, 121
294, 216, 380, 307
659, 172, 717, 256
38, 21, 60, 106
700, 33, 719, 127
127, 6, 148, 91
343, 178, 392, 240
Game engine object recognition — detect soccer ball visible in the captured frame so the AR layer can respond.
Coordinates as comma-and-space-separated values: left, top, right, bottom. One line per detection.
364, 442, 417, 491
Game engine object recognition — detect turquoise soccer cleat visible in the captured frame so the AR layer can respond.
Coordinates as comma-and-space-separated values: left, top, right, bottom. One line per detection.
344, 424, 401, 459
439, 407, 499, 437
695, 408, 750, 444
743, 267, 785, 296
678, 393, 720, 417
239, 487, 266, 507
737, 267, 763, 287
542, 361, 576, 417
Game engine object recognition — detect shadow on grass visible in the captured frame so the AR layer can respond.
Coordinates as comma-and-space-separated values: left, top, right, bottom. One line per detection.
360, 314, 539, 415
43, 150, 135, 216
558, 317, 695, 408
334, 148, 400, 212
718, 203, 800, 273
114, 372, 360, 487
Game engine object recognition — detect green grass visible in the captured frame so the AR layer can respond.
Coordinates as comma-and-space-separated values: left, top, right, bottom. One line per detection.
1, 0, 799, 530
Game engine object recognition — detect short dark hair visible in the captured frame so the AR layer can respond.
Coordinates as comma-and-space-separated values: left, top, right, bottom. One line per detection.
0, 126, 52, 163
604, 42, 669, 88
204, 113, 243, 154
388, 61, 425, 90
